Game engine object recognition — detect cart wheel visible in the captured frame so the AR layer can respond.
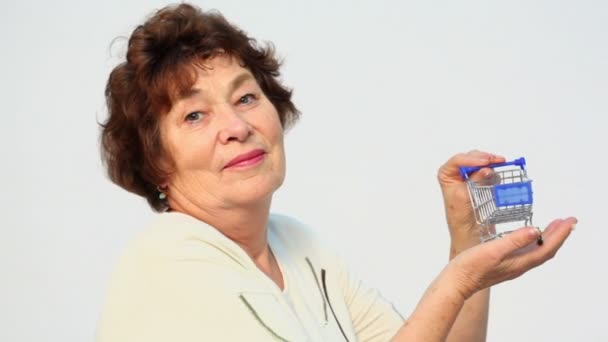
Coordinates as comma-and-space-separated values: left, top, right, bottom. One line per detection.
536, 227, 543, 246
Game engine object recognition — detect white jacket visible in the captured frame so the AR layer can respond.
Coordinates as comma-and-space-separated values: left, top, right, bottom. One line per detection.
97, 212, 403, 341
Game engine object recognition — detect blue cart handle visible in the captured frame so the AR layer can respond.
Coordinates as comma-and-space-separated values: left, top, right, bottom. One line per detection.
459, 157, 526, 180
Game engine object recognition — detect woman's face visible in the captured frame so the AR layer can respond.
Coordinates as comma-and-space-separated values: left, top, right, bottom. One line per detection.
159, 55, 286, 212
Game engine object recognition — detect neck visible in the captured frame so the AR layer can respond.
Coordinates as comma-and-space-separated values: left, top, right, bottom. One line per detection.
170, 194, 273, 261
170, 195, 283, 289
213, 200, 272, 261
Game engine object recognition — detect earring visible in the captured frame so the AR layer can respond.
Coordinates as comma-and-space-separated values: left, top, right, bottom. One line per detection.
157, 185, 167, 200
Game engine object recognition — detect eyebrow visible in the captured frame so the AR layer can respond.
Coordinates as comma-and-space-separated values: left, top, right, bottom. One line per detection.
227, 73, 255, 95
177, 72, 255, 101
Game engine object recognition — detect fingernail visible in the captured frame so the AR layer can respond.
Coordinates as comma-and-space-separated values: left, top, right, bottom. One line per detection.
571, 224, 577, 231
530, 227, 541, 238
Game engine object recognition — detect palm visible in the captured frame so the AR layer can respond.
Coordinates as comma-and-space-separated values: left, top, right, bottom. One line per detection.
438, 151, 505, 242
449, 218, 576, 298
439, 173, 475, 228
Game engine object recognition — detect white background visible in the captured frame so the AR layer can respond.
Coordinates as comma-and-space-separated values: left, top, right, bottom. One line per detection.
1, 0, 606, 341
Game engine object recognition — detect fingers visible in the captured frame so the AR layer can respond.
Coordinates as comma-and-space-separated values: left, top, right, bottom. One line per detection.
543, 217, 577, 236
498, 218, 576, 267
508, 219, 562, 257
445, 150, 505, 168
466, 150, 505, 163
532, 217, 576, 262
450, 218, 576, 296
438, 150, 505, 182
489, 225, 543, 257
467, 167, 497, 183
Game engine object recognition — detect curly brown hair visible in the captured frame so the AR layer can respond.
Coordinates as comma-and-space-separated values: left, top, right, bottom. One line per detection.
100, 3, 299, 212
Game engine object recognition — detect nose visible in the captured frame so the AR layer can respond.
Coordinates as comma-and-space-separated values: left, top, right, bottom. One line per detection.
217, 105, 252, 144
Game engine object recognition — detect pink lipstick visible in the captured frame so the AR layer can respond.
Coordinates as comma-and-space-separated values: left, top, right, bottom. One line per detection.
224, 149, 265, 170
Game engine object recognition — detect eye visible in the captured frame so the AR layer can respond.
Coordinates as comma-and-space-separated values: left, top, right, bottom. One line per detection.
184, 111, 204, 122
237, 93, 257, 105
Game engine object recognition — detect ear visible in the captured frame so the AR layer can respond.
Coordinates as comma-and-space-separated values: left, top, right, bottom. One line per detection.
154, 119, 177, 186
155, 156, 174, 190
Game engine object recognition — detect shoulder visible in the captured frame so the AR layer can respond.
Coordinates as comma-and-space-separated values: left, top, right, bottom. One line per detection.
121, 212, 205, 255
98, 213, 263, 340
118, 212, 247, 264
102, 212, 252, 298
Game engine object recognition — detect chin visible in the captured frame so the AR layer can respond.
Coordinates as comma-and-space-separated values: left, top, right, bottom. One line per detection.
227, 174, 284, 206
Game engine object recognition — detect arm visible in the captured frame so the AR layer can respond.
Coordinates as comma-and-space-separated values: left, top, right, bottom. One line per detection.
437, 151, 504, 341
392, 266, 467, 341
392, 218, 575, 341
445, 238, 489, 342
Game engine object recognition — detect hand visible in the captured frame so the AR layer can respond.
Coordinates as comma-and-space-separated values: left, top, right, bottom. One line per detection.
447, 217, 576, 300
437, 150, 506, 253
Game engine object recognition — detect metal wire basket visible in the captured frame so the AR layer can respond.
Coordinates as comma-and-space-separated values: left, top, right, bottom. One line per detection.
459, 158, 533, 242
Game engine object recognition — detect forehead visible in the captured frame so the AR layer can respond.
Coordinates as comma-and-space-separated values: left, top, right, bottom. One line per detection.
197, 54, 246, 76
193, 55, 252, 86
171, 55, 255, 101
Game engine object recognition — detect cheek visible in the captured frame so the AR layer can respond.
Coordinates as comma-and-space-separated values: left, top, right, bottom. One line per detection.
165, 130, 215, 175
271, 123, 284, 150
271, 122, 286, 177
179, 142, 214, 172
253, 106, 285, 173
267, 116, 285, 163
264, 108, 284, 145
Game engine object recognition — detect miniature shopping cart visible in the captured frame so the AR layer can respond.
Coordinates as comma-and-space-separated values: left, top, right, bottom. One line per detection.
459, 158, 534, 242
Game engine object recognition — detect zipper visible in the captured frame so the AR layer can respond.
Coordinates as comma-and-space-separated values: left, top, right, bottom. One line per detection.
305, 257, 350, 342
321, 269, 350, 342
305, 257, 328, 325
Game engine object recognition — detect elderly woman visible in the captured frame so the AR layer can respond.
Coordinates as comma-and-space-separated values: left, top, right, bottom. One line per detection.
97, 3, 575, 341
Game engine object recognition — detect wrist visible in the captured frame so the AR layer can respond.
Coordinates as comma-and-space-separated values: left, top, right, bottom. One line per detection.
442, 261, 479, 301
449, 234, 480, 259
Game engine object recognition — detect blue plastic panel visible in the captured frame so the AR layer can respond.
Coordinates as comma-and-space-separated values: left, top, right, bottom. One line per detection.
493, 181, 533, 207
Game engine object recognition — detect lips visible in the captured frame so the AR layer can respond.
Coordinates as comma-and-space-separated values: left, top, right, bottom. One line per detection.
223, 149, 266, 169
